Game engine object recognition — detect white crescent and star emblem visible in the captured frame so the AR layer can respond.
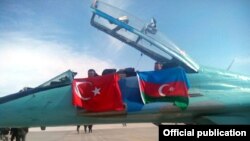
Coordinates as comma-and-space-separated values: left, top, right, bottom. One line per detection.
75, 81, 101, 101
92, 87, 101, 96
158, 84, 175, 97
75, 81, 92, 101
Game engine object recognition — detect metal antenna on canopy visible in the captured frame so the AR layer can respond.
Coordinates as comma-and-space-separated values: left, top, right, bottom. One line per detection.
227, 58, 236, 71
135, 53, 143, 70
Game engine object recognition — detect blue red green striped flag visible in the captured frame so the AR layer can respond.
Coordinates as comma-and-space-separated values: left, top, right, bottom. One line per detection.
137, 67, 189, 110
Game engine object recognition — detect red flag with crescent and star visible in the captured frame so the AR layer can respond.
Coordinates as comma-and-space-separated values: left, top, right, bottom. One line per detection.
137, 67, 190, 110
72, 73, 125, 112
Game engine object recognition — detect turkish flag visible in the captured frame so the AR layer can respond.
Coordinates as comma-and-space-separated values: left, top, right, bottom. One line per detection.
72, 74, 125, 112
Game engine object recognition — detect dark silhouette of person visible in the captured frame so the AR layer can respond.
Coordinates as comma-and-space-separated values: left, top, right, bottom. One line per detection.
76, 69, 97, 134
19, 128, 28, 141
0, 128, 10, 141
88, 69, 98, 77
154, 61, 163, 71
82, 69, 97, 133
76, 125, 80, 134
10, 128, 18, 141
88, 125, 93, 133
11, 128, 28, 141
84, 125, 88, 133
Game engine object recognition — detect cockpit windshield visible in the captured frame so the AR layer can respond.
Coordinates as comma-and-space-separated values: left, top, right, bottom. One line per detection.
90, 0, 199, 73
38, 70, 76, 88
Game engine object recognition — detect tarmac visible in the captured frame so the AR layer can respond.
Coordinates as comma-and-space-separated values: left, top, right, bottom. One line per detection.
25, 123, 158, 141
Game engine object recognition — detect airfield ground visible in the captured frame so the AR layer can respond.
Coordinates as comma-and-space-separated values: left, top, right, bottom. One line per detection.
26, 123, 158, 141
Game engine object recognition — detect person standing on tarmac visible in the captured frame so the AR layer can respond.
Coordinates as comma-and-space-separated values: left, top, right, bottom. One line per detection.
77, 69, 98, 134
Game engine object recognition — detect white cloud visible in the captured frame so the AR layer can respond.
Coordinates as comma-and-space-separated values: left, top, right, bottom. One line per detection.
0, 33, 115, 96
0, 0, 134, 96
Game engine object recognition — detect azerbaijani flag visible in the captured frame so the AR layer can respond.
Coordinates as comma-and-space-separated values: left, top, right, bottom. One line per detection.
137, 67, 189, 110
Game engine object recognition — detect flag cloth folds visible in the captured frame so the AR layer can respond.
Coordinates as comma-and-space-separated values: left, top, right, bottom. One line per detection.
72, 74, 125, 112
137, 67, 189, 110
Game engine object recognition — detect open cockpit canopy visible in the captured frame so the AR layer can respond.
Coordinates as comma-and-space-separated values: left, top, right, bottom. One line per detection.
90, 0, 199, 73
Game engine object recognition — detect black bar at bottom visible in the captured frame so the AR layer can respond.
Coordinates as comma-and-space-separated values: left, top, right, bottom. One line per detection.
159, 125, 249, 140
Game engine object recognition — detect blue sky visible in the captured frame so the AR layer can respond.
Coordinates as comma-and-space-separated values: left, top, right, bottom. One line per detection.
0, 0, 249, 96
